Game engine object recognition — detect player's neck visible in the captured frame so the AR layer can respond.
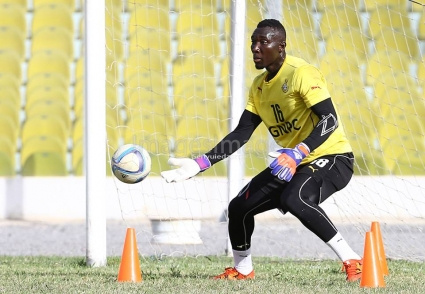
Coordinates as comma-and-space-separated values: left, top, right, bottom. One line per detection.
266, 55, 285, 82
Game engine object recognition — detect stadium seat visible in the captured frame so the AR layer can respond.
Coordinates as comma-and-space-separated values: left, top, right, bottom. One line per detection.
282, 3, 314, 30
71, 138, 83, 175
0, 3, 26, 32
373, 71, 420, 99
0, 0, 27, 7
124, 71, 168, 95
124, 50, 168, 82
0, 87, 21, 113
26, 72, 69, 95
27, 50, 70, 81
31, 26, 74, 61
363, 0, 406, 12
173, 1, 215, 12
381, 135, 425, 175
319, 50, 362, 78
0, 98, 20, 128
172, 54, 216, 79
0, 136, 16, 176
125, 114, 175, 144
176, 30, 221, 59
177, 97, 223, 121
128, 27, 171, 57
319, 5, 362, 39
0, 50, 22, 80
0, 26, 26, 61
106, 27, 124, 62
172, 76, 217, 110
26, 85, 69, 111
21, 152, 68, 176
325, 72, 364, 98
25, 99, 71, 129
0, 115, 18, 145
314, 0, 359, 11
367, 7, 411, 38
174, 116, 221, 157
246, 4, 267, 31
33, 0, 75, 10
175, 5, 219, 33
285, 27, 320, 64
0, 72, 21, 90
20, 135, 67, 167
417, 11, 425, 40
417, 61, 425, 89
128, 4, 170, 35
365, 50, 411, 86
21, 114, 69, 145
31, 3, 74, 33
373, 28, 420, 59
325, 27, 369, 61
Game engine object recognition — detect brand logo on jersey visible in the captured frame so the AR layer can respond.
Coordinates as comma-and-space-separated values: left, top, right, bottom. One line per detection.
311, 85, 321, 90
308, 165, 318, 172
268, 119, 300, 137
257, 86, 262, 92
281, 79, 289, 93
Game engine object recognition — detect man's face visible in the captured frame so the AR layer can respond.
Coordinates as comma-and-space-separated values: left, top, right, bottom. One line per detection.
250, 26, 286, 71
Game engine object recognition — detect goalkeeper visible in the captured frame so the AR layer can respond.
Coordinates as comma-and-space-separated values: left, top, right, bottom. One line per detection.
161, 19, 363, 282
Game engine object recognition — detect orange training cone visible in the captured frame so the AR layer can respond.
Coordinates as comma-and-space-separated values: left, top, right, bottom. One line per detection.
117, 228, 142, 282
371, 221, 389, 276
360, 231, 385, 288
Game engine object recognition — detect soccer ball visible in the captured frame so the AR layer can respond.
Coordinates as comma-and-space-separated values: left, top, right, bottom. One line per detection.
111, 144, 151, 184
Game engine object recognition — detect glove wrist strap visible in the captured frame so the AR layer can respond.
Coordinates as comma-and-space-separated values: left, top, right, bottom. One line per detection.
194, 155, 211, 171
296, 142, 310, 159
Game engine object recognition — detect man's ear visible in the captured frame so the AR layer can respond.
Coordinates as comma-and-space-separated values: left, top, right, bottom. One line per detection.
279, 41, 286, 52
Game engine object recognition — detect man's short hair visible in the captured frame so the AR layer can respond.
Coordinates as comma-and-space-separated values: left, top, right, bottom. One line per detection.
257, 19, 286, 40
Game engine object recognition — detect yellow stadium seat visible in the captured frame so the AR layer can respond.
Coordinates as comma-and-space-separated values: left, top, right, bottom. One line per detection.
365, 50, 411, 86
173, 1, 215, 12
31, 4, 74, 33
26, 85, 69, 110
128, 27, 171, 56
0, 136, 16, 176
176, 30, 221, 58
175, 5, 219, 33
0, 72, 20, 89
373, 28, 420, 59
0, 98, 20, 128
381, 135, 425, 175
72, 138, 83, 175
26, 72, 69, 95
0, 50, 22, 80
319, 50, 362, 78
0, 26, 26, 61
0, 115, 18, 143
172, 54, 216, 78
75, 57, 84, 81
172, 76, 217, 110
319, 5, 362, 39
124, 50, 168, 82
314, 0, 359, 11
33, 0, 75, 10
285, 28, 320, 63
72, 117, 83, 144
128, 4, 170, 35
174, 117, 221, 152
325, 72, 364, 98
21, 114, 69, 145
20, 135, 67, 166
373, 71, 419, 99
127, 0, 169, 10
282, 3, 314, 30
21, 152, 68, 176
25, 99, 70, 129
0, 3, 26, 32
124, 114, 176, 144
124, 71, 168, 95
363, 0, 406, 12
0, 87, 21, 112
418, 60, 425, 88
177, 97, 223, 121
31, 26, 74, 61
27, 50, 70, 81
325, 27, 369, 61
246, 4, 267, 31
0, 0, 26, 7
367, 7, 411, 38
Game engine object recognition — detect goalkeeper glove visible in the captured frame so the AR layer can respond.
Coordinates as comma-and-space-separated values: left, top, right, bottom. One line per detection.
268, 143, 310, 182
161, 155, 211, 183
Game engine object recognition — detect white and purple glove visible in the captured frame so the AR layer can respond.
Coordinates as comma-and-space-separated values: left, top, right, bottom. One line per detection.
161, 155, 211, 183
268, 143, 310, 182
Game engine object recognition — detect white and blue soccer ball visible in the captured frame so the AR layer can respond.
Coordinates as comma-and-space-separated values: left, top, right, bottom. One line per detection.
111, 144, 151, 184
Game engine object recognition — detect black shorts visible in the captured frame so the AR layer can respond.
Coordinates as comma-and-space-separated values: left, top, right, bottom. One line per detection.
233, 152, 355, 214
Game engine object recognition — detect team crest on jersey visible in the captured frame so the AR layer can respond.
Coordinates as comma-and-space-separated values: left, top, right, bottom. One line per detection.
281, 79, 289, 93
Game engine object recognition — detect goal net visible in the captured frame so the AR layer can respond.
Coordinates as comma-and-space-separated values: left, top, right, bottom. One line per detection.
103, 0, 425, 261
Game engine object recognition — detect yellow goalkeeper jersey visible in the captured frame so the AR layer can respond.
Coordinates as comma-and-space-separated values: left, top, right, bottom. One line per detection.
246, 54, 352, 163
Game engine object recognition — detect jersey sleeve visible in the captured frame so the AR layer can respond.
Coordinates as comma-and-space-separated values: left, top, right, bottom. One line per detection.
294, 64, 331, 107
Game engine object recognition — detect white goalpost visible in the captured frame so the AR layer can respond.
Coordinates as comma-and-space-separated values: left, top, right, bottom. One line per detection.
90, 0, 425, 263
